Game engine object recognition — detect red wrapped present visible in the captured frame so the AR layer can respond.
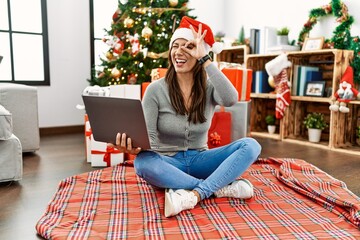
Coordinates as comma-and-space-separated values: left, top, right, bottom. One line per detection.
221, 68, 252, 101
90, 137, 124, 167
141, 82, 151, 99
207, 106, 232, 149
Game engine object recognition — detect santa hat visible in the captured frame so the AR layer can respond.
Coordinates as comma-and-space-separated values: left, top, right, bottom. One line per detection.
169, 16, 223, 54
341, 66, 354, 86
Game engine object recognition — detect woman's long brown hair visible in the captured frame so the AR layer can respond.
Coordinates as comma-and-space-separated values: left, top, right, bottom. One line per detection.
165, 55, 207, 124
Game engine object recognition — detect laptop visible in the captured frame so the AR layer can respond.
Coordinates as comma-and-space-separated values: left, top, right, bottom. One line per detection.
82, 95, 151, 150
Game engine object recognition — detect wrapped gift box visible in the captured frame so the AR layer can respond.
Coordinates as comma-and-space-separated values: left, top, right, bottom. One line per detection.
221, 68, 252, 101
90, 136, 124, 167
109, 84, 141, 100
207, 106, 232, 149
141, 82, 151, 99
214, 101, 251, 141
84, 114, 92, 163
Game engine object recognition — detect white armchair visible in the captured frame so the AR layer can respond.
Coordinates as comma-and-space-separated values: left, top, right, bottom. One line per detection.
0, 105, 22, 182
0, 83, 40, 152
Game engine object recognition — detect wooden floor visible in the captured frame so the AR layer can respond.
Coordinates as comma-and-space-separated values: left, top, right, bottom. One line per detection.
0, 133, 359, 240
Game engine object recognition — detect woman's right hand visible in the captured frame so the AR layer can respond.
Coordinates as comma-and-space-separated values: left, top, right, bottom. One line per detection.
107, 133, 142, 155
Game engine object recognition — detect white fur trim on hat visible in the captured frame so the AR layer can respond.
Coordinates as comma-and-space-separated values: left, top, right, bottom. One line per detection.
212, 42, 223, 54
169, 28, 211, 53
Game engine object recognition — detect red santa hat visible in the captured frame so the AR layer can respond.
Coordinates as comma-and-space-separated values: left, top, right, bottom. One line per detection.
169, 16, 223, 54
341, 66, 354, 86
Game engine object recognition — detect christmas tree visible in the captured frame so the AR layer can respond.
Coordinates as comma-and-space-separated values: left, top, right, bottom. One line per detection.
89, 0, 195, 86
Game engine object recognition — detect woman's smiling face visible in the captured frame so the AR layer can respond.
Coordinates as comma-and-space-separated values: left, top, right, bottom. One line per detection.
170, 38, 197, 74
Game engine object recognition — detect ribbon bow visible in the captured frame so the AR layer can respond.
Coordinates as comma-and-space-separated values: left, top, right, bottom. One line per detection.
209, 132, 221, 146
91, 146, 121, 167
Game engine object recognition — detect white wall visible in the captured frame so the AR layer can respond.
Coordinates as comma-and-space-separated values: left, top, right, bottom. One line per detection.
37, 0, 90, 127
188, 0, 224, 37
226, 0, 360, 43
39, 0, 360, 128
190, 0, 360, 43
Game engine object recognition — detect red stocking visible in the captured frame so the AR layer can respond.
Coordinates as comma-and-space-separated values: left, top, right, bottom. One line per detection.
274, 69, 291, 119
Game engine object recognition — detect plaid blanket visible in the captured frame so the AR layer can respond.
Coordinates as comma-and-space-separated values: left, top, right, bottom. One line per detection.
36, 158, 360, 239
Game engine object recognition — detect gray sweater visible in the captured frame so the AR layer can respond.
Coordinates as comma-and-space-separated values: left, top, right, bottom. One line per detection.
142, 63, 238, 155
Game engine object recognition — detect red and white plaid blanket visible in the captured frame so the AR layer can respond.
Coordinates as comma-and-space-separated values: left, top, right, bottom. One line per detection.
36, 158, 360, 239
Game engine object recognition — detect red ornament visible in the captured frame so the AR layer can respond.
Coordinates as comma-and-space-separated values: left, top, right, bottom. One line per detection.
113, 40, 124, 54
112, 9, 121, 22
127, 73, 137, 84
130, 34, 140, 55
322, 4, 332, 14
97, 72, 105, 78
304, 21, 312, 28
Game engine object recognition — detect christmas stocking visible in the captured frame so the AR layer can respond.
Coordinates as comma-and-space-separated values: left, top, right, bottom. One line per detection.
265, 53, 292, 119
274, 69, 291, 119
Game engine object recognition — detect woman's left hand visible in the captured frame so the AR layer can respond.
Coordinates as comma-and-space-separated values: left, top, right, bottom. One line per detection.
107, 132, 142, 155
181, 23, 207, 59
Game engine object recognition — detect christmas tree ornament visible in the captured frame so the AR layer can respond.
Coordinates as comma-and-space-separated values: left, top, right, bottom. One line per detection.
104, 36, 115, 47
127, 73, 137, 84
105, 51, 114, 60
141, 48, 148, 59
89, 0, 194, 86
111, 68, 121, 79
97, 72, 105, 78
170, 16, 223, 54
169, 0, 178, 7
112, 9, 121, 23
268, 76, 275, 89
130, 34, 140, 55
113, 40, 124, 55
147, 50, 169, 59
124, 17, 134, 28
265, 54, 292, 119
141, 26, 153, 40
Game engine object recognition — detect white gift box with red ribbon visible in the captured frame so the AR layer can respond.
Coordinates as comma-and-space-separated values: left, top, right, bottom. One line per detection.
90, 136, 124, 167
85, 119, 92, 163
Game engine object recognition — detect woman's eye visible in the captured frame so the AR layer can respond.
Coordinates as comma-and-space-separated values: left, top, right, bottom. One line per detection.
186, 44, 194, 50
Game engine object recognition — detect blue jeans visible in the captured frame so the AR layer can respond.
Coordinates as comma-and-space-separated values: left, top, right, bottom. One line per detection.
134, 137, 261, 200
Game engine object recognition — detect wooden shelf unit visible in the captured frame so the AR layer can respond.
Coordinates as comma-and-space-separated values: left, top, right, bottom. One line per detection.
215, 45, 249, 65
245, 49, 360, 156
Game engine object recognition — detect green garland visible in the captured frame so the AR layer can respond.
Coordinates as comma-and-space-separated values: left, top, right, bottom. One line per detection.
298, 0, 360, 83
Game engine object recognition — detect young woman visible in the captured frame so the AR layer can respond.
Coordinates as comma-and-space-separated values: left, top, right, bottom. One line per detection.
110, 16, 261, 217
